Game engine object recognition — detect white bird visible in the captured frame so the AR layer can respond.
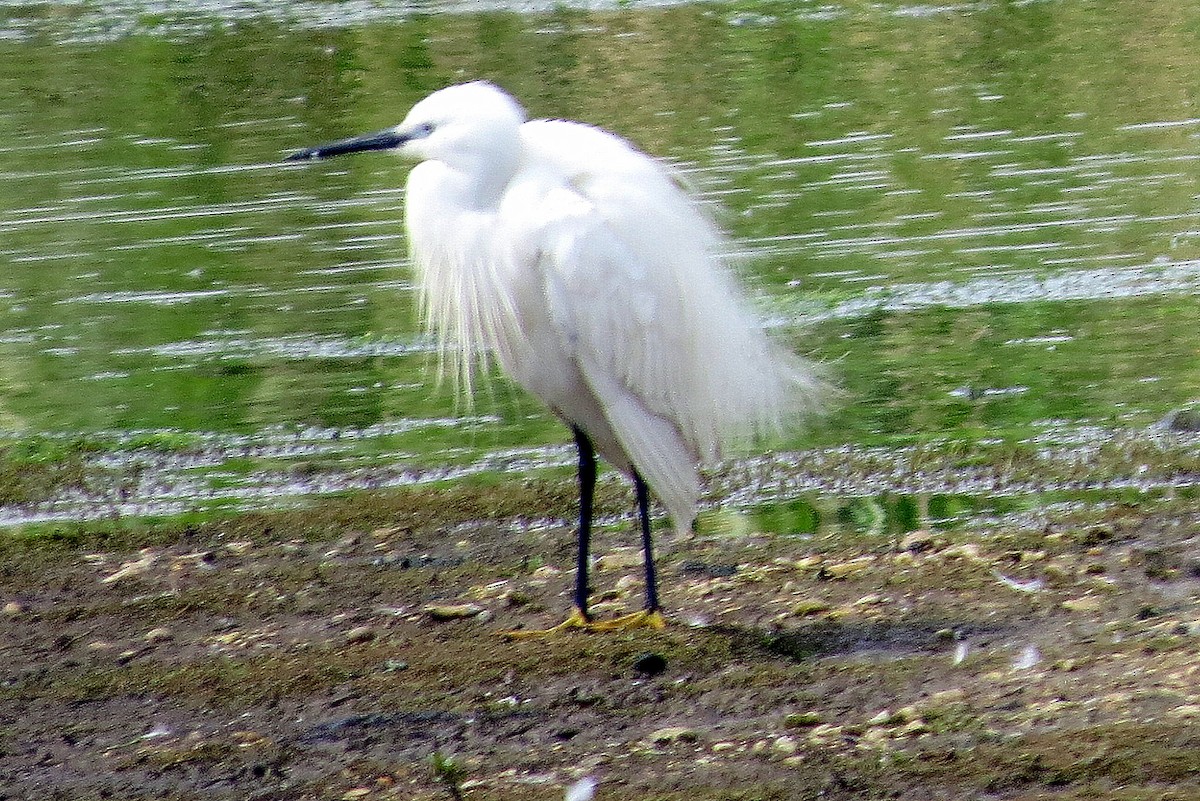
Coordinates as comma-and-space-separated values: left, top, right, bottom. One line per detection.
288, 81, 825, 631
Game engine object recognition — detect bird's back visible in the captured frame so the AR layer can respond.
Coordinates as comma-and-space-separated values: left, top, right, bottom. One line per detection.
516, 119, 823, 464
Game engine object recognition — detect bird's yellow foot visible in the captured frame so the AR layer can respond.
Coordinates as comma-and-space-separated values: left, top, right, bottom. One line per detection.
583, 609, 667, 631
504, 608, 665, 638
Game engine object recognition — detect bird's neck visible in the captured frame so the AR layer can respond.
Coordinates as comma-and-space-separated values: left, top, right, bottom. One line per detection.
443, 148, 519, 211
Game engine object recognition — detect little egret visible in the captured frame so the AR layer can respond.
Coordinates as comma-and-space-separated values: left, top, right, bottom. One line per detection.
288, 82, 825, 631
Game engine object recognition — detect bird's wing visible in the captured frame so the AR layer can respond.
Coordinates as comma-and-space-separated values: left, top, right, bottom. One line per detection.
518, 120, 811, 462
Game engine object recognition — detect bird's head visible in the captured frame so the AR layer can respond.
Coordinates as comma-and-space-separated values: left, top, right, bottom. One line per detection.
286, 81, 526, 172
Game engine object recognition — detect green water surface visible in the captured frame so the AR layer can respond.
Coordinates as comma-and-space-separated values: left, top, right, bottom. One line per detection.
0, 0, 1196, 527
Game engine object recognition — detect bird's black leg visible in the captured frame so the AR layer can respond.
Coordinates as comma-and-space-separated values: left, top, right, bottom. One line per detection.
572, 427, 597, 621
633, 472, 661, 612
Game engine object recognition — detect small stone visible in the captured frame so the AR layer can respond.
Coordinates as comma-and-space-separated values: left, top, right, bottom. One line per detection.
771, 735, 798, 756
86, 640, 115, 652
468, 580, 511, 600
2, 600, 25, 617
819, 556, 874, 580
648, 726, 698, 745
100, 549, 158, 584
854, 593, 885, 606
502, 590, 533, 607
943, 543, 983, 562
614, 574, 641, 594
711, 741, 737, 752
529, 565, 562, 581
342, 789, 371, 800
1062, 595, 1104, 613
791, 598, 831, 617
901, 530, 935, 553
925, 688, 967, 707
780, 755, 806, 767
595, 548, 643, 571
680, 561, 738, 578
632, 652, 667, 677
344, 625, 376, 644
143, 627, 173, 644
861, 726, 890, 744
807, 724, 842, 743
1167, 704, 1200, 719
867, 709, 893, 726
784, 711, 822, 728
1043, 563, 1072, 582
423, 603, 485, 621
897, 719, 928, 737
231, 730, 268, 746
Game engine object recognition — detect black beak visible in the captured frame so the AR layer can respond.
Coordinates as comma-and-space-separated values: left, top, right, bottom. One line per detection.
286, 128, 407, 161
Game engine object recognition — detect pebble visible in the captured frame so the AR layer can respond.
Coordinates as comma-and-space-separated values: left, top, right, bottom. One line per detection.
819, 556, 874, 580
942, 543, 983, 562
468, 580, 511, 600
861, 726, 890, 744
100, 549, 158, 584
785, 711, 822, 727
1167, 704, 1200, 719
791, 598, 830, 616
901, 530, 936, 553
344, 625, 376, 644
1042, 563, 1072, 582
1062, 595, 1104, 613
424, 603, 485, 621
771, 735, 798, 757
143, 627, 173, 644
502, 590, 533, 607
2, 600, 25, 617
867, 709, 893, 726
595, 548, 643, 571
614, 575, 641, 594
924, 688, 967, 707
806, 724, 842, 744
647, 726, 698, 745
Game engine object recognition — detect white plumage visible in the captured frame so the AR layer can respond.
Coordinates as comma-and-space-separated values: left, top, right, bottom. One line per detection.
289, 81, 825, 627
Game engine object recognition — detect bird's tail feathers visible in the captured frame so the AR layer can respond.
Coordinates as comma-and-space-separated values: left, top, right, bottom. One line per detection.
581, 362, 702, 535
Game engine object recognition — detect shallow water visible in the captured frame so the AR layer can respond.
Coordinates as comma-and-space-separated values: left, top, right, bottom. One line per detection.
0, 0, 1197, 528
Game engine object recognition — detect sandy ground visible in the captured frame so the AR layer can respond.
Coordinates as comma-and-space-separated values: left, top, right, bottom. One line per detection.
2, 481, 1198, 800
